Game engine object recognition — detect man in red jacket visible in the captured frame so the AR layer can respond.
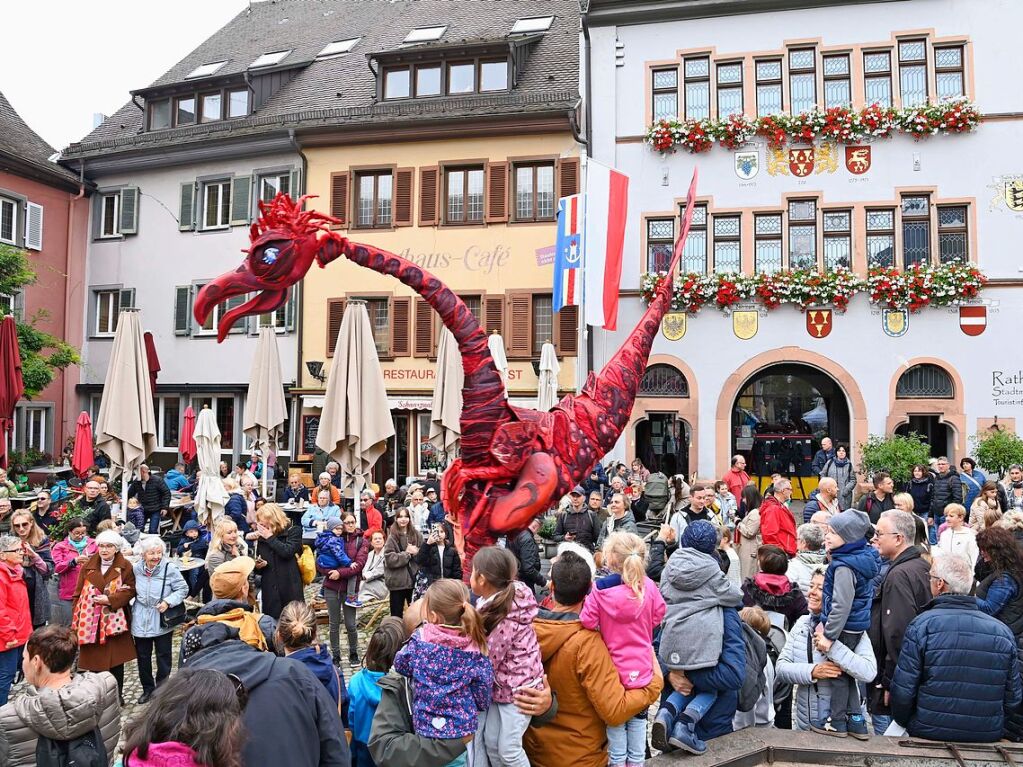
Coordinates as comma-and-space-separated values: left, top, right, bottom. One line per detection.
760, 479, 797, 556
723, 455, 751, 508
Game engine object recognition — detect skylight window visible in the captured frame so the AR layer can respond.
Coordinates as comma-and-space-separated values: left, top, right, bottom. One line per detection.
186, 61, 227, 79
404, 26, 447, 43
250, 50, 291, 68
510, 16, 554, 34
317, 38, 361, 58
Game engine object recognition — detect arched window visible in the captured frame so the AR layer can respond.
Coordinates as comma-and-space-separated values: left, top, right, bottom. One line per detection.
896, 364, 954, 399
639, 364, 689, 397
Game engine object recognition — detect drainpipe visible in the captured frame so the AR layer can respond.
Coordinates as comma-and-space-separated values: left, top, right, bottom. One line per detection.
288, 130, 310, 451
581, 15, 595, 378
60, 161, 86, 447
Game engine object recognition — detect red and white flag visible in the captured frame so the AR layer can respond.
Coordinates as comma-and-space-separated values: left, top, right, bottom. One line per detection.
583, 160, 629, 330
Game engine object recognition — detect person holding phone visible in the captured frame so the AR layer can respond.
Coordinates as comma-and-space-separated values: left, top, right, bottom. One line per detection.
415, 522, 461, 589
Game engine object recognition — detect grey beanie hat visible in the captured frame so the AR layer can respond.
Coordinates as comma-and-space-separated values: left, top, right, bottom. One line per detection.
829, 509, 872, 544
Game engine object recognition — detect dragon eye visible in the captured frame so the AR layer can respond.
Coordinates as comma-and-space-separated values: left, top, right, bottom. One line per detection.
262, 246, 280, 265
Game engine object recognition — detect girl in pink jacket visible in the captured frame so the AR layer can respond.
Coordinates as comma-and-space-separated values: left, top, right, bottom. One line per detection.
581, 531, 666, 767
470, 546, 544, 767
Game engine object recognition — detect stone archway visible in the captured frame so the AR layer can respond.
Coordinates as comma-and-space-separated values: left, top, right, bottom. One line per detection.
887, 357, 966, 459
626, 354, 700, 477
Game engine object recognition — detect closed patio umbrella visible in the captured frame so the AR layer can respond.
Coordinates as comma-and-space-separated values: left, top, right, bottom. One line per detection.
487, 330, 509, 399
144, 331, 160, 395
71, 412, 95, 478
94, 308, 157, 509
429, 327, 463, 464
0, 316, 22, 469
244, 327, 288, 499
193, 406, 227, 525
316, 300, 394, 499
536, 341, 560, 411
180, 406, 197, 465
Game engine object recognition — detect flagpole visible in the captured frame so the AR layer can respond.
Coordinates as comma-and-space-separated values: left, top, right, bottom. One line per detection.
577, 151, 589, 394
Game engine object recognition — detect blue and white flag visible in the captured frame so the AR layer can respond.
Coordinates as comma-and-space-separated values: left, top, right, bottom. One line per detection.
553, 194, 581, 312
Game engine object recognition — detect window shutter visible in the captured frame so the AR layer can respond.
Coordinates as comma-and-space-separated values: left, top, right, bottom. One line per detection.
394, 168, 414, 227
558, 157, 580, 198
174, 286, 192, 335
91, 196, 103, 241
486, 162, 509, 223
290, 168, 303, 198
12, 291, 24, 322
505, 292, 531, 359
226, 294, 247, 334
330, 172, 349, 227
24, 202, 43, 250
326, 298, 346, 357
119, 288, 136, 310
285, 288, 296, 331
179, 182, 196, 231
413, 298, 436, 358
555, 305, 579, 356
418, 167, 439, 226
391, 296, 411, 357
119, 187, 139, 235
230, 176, 252, 226
484, 295, 504, 335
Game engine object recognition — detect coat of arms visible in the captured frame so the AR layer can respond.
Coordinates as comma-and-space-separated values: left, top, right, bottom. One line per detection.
732, 310, 759, 340
734, 150, 759, 180
806, 308, 833, 338
789, 147, 815, 177
882, 309, 909, 337
661, 312, 687, 341
845, 146, 872, 175
959, 305, 987, 336
1005, 181, 1023, 212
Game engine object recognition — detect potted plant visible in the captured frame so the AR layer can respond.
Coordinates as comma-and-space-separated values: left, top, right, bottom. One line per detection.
858, 432, 932, 488
537, 516, 559, 559
972, 429, 1023, 480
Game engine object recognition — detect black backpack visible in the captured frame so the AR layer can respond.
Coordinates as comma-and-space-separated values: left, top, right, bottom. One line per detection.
764, 621, 792, 714
36, 727, 107, 767
737, 622, 768, 712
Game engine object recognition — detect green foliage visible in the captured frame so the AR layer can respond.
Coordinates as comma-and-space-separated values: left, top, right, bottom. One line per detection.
972, 430, 1023, 479
8, 448, 50, 468
538, 516, 558, 541
858, 432, 932, 485
0, 244, 36, 296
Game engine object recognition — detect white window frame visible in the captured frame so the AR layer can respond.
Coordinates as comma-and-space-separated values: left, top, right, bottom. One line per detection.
94, 290, 120, 337
14, 406, 48, 455
0, 196, 18, 245
258, 172, 290, 205
250, 50, 291, 69
404, 26, 446, 43
186, 61, 227, 79
194, 282, 221, 336
99, 193, 120, 238
318, 38, 360, 58
156, 396, 181, 450
202, 180, 231, 230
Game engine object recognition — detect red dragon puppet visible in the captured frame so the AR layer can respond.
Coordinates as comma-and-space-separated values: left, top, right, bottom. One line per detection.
195, 172, 698, 574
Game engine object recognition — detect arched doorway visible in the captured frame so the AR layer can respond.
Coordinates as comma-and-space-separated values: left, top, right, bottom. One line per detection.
633, 364, 691, 477
893, 363, 957, 459
731, 363, 851, 497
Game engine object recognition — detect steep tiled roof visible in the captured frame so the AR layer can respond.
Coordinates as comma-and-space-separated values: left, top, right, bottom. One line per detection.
64, 0, 580, 159
0, 91, 80, 185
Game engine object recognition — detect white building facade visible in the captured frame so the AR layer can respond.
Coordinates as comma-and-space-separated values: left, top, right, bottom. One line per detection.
585, 0, 1023, 485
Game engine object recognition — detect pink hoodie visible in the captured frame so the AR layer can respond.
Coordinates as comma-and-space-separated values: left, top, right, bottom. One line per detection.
483, 580, 544, 703
580, 575, 666, 689
123, 741, 205, 767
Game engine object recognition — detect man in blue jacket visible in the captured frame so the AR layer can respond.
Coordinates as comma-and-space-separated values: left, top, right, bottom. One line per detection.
890, 553, 1022, 742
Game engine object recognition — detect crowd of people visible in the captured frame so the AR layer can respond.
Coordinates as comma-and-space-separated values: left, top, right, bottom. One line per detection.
2, 447, 1023, 766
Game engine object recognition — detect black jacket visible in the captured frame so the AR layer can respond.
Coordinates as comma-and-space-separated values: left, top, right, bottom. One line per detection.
186, 640, 349, 767
127, 475, 171, 517
79, 497, 111, 533
253, 525, 304, 620
415, 542, 461, 584
552, 509, 598, 551
928, 470, 962, 517
507, 530, 544, 592
856, 492, 895, 524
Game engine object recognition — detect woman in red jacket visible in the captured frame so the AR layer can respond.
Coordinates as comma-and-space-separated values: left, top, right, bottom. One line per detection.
0, 534, 33, 704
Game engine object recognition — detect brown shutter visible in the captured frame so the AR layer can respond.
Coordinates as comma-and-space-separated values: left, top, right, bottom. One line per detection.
555, 305, 579, 356
326, 297, 346, 357
486, 162, 509, 223
413, 298, 436, 358
505, 292, 531, 359
330, 172, 349, 227
394, 168, 414, 226
391, 296, 411, 357
483, 295, 504, 336
558, 157, 580, 198
418, 167, 439, 226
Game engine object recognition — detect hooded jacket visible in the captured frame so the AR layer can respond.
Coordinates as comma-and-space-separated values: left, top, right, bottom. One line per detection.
51, 536, 97, 601
786, 550, 826, 598
0, 562, 32, 648
348, 667, 384, 754
929, 470, 963, 518
290, 643, 345, 711
185, 640, 349, 767
659, 547, 743, 670
822, 539, 880, 635
179, 598, 278, 662
524, 609, 662, 767
482, 580, 544, 703
759, 495, 797, 556
163, 469, 190, 491
0, 670, 120, 767
867, 545, 931, 695
741, 573, 808, 630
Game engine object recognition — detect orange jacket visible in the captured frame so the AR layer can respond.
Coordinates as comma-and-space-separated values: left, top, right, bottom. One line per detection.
524, 610, 662, 767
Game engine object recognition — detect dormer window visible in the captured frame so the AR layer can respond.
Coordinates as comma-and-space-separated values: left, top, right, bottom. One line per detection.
250, 50, 291, 69
176, 96, 196, 125
228, 89, 250, 118
447, 63, 475, 94
480, 60, 508, 91
510, 16, 554, 35
404, 26, 446, 44
201, 92, 222, 122
416, 65, 442, 96
383, 57, 510, 100
186, 61, 227, 79
318, 38, 361, 58
384, 69, 411, 99
149, 99, 171, 130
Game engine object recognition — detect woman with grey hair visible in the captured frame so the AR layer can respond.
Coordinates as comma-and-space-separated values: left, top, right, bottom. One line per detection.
786, 523, 826, 598
131, 536, 188, 704
0, 533, 31, 704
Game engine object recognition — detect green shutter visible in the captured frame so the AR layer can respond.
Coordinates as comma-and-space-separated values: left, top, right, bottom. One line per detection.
119, 187, 139, 234
290, 168, 303, 199
226, 293, 248, 334
119, 288, 136, 309
230, 176, 252, 226
284, 287, 296, 331
174, 286, 192, 335
178, 182, 195, 231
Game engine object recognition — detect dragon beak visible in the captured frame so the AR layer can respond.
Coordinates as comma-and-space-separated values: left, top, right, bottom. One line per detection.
192, 266, 286, 342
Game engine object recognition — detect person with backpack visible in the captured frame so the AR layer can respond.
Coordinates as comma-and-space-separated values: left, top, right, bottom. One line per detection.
643, 471, 671, 522
316, 512, 367, 666
856, 473, 895, 524
553, 486, 599, 551
0, 624, 121, 767
732, 607, 776, 730
741, 545, 808, 632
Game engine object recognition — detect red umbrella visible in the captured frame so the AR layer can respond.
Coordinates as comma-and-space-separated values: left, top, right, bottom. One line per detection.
144, 332, 161, 395
72, 411, 95, 478
181, 405, 197, 464
0, 316, 23, 469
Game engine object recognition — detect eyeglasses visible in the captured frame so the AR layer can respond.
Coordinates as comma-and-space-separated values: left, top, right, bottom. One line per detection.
226, 672, 249, 709
343, 520, 357, 526
13, 522, 30, 529
875, 531, 902, 538
1, 548, 21, 554
928, 575, 945, 583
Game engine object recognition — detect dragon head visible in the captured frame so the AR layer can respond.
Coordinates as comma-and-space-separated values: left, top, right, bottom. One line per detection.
193, 194, 342, 342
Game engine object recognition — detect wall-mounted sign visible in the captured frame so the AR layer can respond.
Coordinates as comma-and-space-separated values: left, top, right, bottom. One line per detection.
882, 308, 908, 337
301, 414, 320, 454
806, 308, 833, 338
535, 245, 556, 266
394, 244, 514, 274
661, 312, 687, 341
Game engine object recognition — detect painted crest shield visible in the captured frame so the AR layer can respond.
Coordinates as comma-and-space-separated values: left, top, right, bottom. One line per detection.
734, 150, 759, 180
789, 147, 815, 177
845, 146, 871, 175
661, 312, 687, 341
1005, 181, 1023, 212
959, 305, 987, 336
732, 310, 758, 340
806, 308, 833, 338
882, 308, 908, 337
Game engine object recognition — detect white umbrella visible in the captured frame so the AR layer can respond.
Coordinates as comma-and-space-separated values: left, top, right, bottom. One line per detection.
193, 407, 228, 525
94, 308, 157, 510
243, 327, 288, 499
536, 341, 560, 411
316, 300, 395, 499
488, 330, 509, 399
429, 327, 463, 464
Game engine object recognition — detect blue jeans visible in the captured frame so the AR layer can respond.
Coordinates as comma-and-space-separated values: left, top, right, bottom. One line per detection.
665, 689, 718, 725
0, 645, 22, 706
872, 713, 892, 735
607, 713, 647, 765
146, 511, 161, 534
